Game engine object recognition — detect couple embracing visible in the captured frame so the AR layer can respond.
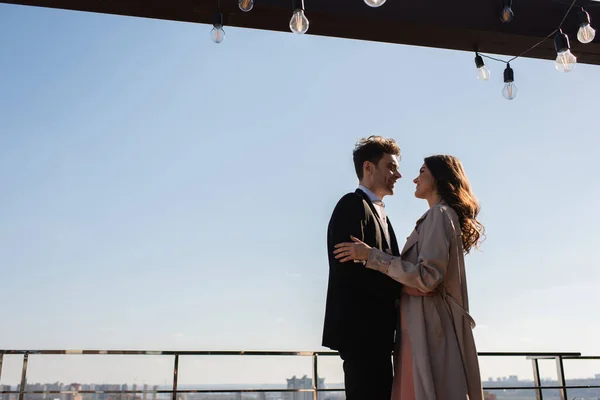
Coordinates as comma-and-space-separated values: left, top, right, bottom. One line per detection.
322, 136, 485, 400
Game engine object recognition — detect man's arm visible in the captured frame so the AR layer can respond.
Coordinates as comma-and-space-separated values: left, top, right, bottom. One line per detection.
328, 195, 367, 263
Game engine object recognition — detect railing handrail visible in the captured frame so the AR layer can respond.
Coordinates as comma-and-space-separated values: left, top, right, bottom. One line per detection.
0, 349, 584, 356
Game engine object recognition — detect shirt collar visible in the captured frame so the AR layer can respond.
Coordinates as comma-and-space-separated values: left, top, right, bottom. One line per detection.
358, 185, 384, 206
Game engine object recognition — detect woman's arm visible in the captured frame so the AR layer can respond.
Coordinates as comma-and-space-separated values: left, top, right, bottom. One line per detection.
365, 208, 450, 293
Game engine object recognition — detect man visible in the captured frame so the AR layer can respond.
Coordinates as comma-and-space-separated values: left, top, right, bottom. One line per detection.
322, 136, 403, 400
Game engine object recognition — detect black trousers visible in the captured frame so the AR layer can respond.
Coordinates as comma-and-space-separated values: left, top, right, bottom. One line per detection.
339, 350, 393, 400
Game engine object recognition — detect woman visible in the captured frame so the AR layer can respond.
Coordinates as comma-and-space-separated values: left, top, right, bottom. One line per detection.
334, 155, 485, 400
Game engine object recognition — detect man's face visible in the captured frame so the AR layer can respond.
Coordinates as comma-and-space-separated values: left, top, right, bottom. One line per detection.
369, 153, 402, 197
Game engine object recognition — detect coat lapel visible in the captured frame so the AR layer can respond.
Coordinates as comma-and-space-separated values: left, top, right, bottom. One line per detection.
355, 189, 391, 251
400, 209, 430, 256
401, 228, 419, 256
387, 218, 400, 256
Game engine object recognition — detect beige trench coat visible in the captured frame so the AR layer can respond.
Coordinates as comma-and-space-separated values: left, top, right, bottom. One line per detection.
366, 203, 484, 400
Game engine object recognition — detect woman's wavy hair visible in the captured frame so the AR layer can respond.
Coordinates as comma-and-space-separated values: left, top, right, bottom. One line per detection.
424, 155, 485, 253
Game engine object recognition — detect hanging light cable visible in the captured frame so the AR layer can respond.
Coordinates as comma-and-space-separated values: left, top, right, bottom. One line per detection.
209, 10, 225, 43
474, 54, 491, 81
290, 0, 309, 34
502, 64, 517, 100
554, 29, 576, 72
477, 0, 580, 100
577, 7, 596, 44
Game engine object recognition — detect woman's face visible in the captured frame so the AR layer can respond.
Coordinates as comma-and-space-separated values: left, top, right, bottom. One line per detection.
413, 163, 436, 199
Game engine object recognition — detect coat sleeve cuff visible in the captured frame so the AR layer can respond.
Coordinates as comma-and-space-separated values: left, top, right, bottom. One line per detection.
366, 248, 393, 274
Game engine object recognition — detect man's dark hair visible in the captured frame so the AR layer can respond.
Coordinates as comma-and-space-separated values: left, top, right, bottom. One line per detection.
353, 136, 401, 180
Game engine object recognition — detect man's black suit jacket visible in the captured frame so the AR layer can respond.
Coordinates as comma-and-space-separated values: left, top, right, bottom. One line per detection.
322, 189, 402, 354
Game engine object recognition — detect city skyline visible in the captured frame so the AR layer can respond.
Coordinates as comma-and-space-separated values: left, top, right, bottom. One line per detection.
2, 375, 600, 400
4, 374, 600, 386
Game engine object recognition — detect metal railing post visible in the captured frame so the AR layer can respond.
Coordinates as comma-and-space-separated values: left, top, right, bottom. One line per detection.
18, 353, 29, 400
312, 353, 319, 400
172, 354, 179, 400
0, 353, 4, 383
531, 357, 543, 400
555, 356, 567, 400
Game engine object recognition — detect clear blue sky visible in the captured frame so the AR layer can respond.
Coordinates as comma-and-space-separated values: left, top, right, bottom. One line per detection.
1, 2, 599, 387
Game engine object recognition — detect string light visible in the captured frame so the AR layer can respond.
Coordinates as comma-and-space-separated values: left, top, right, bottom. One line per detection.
502, 64, 517, 100
476, 0, 590, 99
239, 0, 254, 12
474, 54, 491, 81
200, 0, 594, 99
290, 0, 309, 34
209, 10, 225, 43
501, 0, 514, 23
554, 29, 577, 72
364, 0, 387, 7
577, 8, 596, 43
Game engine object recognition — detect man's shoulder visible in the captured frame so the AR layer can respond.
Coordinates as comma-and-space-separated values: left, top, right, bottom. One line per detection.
340, 190, 361, 199
331, 191, 367, 215
336, 191, 365, 206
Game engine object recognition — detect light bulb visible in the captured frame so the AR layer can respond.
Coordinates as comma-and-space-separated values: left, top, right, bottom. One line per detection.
578, 24, 596, 43
474, 55, 490, 81
500, 0, 514, 23
502, 82, 517, 100
238, 0, 254, 12
577, 7, 596, 43
210, 11, 225, 44
477, 66, 491, 81
555, 49, 577, 72
210, 25, 226, 43
290, 9, 309, 34
364, 0, 386, 7
554, 30, 576, 72
502, 64, 517, 100
577, 8, 595, 44
501, 5, 514, 23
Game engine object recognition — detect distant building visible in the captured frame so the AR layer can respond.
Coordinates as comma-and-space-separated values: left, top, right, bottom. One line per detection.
285, 375, 325, 400
69, 383, 82, 400
1, 385, 13, 400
